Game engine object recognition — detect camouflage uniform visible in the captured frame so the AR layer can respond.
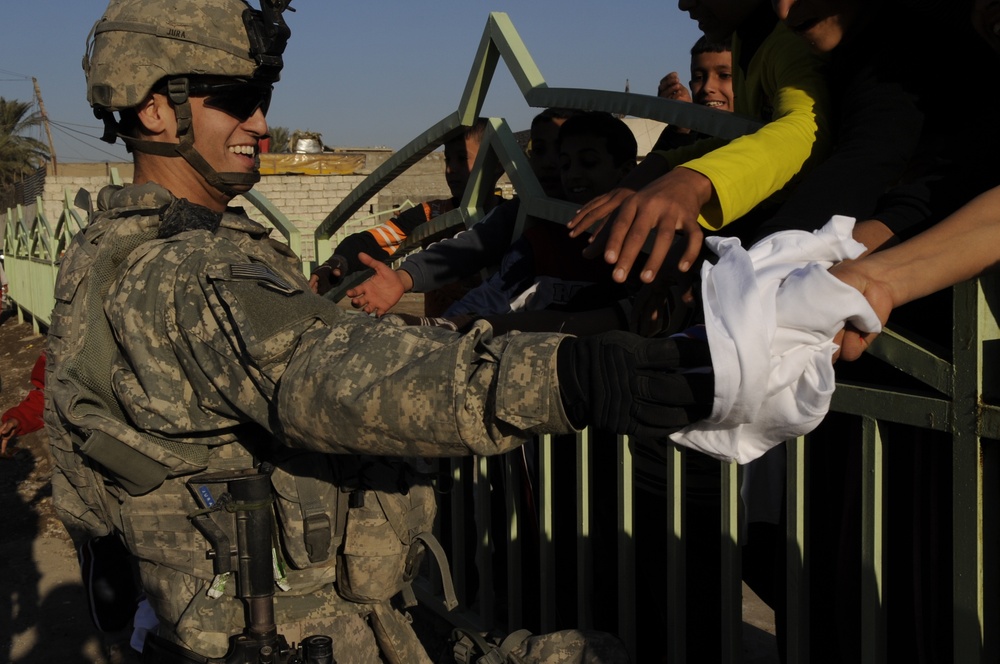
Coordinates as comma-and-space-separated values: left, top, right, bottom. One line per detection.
46, 182, 584, 661
51, 1, 636, 660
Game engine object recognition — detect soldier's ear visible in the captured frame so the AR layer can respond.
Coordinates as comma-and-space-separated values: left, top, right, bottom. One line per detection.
134, 93, 173, 137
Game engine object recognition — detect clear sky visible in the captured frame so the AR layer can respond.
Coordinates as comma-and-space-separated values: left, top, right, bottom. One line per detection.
0, 1, 703, 163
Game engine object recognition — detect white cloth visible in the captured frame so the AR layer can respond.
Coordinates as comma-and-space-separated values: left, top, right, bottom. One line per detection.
670, 216, 882, 464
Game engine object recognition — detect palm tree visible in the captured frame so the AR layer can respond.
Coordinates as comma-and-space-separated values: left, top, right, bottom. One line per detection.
267, 125, 290, 153
0, 98, 49, 187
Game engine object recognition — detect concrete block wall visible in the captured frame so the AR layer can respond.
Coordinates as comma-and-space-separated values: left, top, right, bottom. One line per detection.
42, 175, 119, 227
236, 174, 376, 263
26, 151, 514, 266
32, 152, 455, 265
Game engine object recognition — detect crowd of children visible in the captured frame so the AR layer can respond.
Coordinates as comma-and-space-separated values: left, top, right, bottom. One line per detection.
306, 1, 998, 661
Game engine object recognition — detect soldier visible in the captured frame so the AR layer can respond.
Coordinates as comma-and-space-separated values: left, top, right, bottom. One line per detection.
44, 0, 712, 661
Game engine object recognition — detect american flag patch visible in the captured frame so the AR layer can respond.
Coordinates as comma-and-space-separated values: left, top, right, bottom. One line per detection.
229, 263, 298, 294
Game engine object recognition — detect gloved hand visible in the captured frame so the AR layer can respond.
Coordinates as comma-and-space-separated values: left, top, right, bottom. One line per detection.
557, 331, 713, 438
309, 254, 349, 295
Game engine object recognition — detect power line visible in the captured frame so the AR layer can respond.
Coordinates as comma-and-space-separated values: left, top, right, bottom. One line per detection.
48, 120, 129, 161
0, 67, 31, 79
51, 120, 106, 130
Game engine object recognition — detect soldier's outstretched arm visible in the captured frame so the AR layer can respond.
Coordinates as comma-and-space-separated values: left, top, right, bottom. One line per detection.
113, 236, 712, 459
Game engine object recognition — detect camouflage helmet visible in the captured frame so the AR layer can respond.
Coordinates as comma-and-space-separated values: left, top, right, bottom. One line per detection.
83, 0, 291, 197
84, 0, 290, 113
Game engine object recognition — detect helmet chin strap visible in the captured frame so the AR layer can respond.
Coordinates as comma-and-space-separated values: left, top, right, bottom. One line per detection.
122, 77, 261, 199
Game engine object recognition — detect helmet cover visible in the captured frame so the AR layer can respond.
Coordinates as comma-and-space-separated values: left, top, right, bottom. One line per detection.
84, 0, 289, 112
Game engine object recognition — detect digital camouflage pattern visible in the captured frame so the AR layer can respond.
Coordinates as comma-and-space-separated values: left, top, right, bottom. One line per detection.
453, 628, 631, 664
94, 188, 573, 458
45, 182, 580, 660
84, 0, 260, 112
515, 630, 631, 664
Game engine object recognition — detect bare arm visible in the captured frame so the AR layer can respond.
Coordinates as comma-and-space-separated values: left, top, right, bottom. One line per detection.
831, 185, 1000, 360
1, 419, 20, 455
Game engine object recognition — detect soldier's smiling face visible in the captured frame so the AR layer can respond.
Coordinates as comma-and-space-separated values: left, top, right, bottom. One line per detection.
144, 79, 271, 209
187, 81, 270, 193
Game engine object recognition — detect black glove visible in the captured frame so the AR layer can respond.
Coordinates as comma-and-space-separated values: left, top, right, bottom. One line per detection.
557, 331, 714, 438
310, 254, 349, 295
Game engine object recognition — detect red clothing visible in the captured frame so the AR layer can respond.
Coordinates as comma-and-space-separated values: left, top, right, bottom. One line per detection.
2, 353, 45, 436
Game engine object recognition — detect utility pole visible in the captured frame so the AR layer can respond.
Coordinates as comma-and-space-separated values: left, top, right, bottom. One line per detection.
32, 77, 57, 176
614, 79, 630, 119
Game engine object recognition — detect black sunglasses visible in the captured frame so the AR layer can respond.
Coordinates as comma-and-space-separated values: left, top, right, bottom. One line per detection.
194, 80, 272, 121
162, 79, 273, 121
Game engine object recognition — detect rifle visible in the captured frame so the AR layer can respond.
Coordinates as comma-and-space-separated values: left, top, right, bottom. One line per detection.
143, 463, 335, 663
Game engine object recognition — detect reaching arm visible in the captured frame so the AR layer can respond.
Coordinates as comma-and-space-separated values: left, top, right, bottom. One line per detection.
309, 204, 444, 295
831, 185, 1000, 360
0, 419, 20, 454
569, 23, 830, 284
568, 153, 672, 244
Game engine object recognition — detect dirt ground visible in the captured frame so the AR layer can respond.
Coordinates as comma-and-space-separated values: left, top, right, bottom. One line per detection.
0, 311, 112, 663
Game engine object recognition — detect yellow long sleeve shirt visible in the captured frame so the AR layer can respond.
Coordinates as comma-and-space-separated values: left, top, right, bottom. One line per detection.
655, 22, 831, 231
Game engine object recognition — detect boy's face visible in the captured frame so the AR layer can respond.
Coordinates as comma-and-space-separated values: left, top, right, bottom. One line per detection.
690, 51, 734, 112
444, 134, 480, 200
678, 0, 759, 42
558, 134, 630, 206
529, 117, 568, 198
771, 0, 861, 53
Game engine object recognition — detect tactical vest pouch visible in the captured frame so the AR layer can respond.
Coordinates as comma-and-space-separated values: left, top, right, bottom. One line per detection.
81, 429, 169, 496
451, 628, 631, 664
272, 454, 456, 608
270, 453, 343, 569
451, 628, 533, 664
335, 458, 442, 604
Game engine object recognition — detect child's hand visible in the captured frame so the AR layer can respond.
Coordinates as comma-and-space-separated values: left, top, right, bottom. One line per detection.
1, 418, 20, 456
346, 253, 406, 316
566, 186, 638, 241
589, 168, 711, 284
828, 261, 893, 362
568, 154, 673, 243
309, 254, 349, 295
657, 72, 692, 103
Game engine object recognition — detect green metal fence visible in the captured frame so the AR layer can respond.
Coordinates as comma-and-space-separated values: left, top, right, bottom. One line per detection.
1, 11, 994, 663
